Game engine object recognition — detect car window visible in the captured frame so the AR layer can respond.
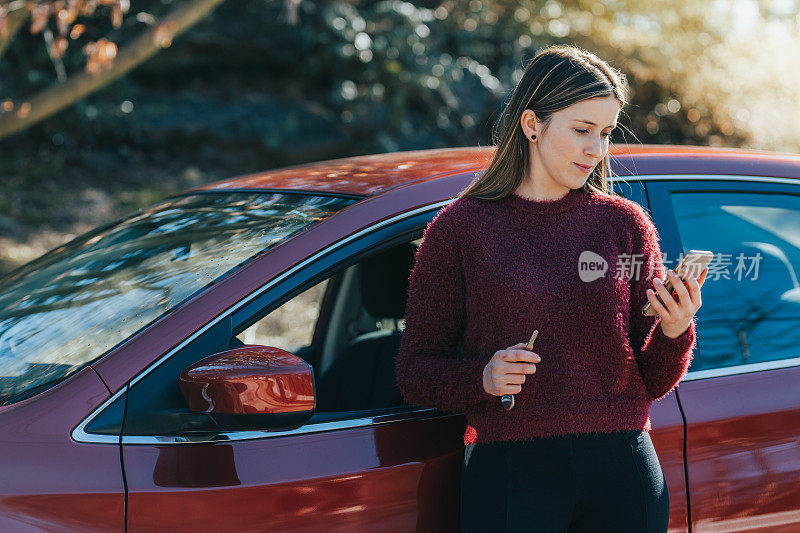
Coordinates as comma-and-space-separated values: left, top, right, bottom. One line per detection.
236, 279, 329, 352
671, 190, 800, 371
232, 238, 421, 414
0, 192, 357, 407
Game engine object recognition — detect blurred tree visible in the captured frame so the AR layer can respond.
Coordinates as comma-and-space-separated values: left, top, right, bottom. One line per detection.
3, 0, 796, 149
0, 0, 226, 139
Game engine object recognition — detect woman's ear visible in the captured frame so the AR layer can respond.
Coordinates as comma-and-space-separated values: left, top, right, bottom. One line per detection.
519, 109, 539, 141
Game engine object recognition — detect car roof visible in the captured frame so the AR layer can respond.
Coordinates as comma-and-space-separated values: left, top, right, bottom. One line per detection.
189, 144, 800, 198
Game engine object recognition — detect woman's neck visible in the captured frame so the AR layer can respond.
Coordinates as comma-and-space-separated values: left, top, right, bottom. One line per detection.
513, 182, 572, 202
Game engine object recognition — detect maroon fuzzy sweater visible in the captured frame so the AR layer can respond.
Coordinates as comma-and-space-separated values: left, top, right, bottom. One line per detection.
394, 187, 697, 445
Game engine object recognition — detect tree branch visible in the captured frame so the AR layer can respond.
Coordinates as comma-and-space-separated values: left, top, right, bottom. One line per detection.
0, 0, 227, 140
0, 1, 33, 62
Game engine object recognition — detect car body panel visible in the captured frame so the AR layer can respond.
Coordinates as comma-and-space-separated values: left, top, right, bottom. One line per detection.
679, 367, 800, 532
0, 367, 124, 532
190, 145, 800, 197
190, 147, 490, 195
123, 413, 465, 532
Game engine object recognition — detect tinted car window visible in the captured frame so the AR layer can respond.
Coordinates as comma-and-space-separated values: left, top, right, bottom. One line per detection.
237, 279, 329, 352
0, 192, 357, 407
671, 191, 800, 371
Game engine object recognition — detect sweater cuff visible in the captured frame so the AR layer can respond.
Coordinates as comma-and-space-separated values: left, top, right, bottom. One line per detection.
657, 318, 695, 344
654, 318, 696, 348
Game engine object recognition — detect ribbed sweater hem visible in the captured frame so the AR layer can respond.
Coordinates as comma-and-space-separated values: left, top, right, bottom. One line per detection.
466, 396, 653, 445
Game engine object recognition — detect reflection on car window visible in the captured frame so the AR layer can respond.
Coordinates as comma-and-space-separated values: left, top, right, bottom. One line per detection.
672, 191, 800, 371
0, 192, 357, 407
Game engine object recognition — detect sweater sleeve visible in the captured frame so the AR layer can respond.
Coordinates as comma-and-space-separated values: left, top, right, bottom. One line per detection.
394, 204, 496, 412
626, 203, 697, 401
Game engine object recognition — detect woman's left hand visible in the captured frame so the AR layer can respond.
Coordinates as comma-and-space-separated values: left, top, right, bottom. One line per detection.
647, 266, 708, 339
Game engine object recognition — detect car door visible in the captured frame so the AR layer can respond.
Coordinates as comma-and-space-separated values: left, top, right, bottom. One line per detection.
78, 201, 466, 533
646, 178, 800, 532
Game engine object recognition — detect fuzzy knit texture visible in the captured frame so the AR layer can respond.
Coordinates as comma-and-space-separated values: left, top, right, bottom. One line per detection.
394, 186, 697, 445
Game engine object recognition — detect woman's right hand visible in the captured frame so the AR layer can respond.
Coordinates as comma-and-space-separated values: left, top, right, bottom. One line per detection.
482, 342, 541, 396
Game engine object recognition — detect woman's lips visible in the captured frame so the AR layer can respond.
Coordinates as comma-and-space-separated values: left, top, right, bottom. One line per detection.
574, 162, 592, 172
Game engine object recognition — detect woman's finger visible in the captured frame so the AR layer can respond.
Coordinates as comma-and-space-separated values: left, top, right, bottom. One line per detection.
505, 374, 527, 385
646, 287, 669, 320
685, 274, 701, 309
680, 266, 706, 310
667, 269, 691, 310
697, 266, 708, 288
675, 267, 700, 311
652, 276, 678, 317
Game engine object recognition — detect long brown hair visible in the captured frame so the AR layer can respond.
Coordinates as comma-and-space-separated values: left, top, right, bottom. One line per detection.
460, 44, 630, 201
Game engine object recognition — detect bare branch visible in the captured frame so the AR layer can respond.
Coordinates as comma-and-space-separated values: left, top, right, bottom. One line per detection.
43, 27, 67, 81
0, 0, 33, 62
285, 0, 301, 25
0, 0, 226, 139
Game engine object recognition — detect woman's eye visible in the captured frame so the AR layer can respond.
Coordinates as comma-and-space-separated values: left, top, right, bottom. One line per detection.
575, 128, 612, 138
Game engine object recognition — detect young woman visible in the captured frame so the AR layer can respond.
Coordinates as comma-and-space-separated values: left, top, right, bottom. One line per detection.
394, 45, 708, 532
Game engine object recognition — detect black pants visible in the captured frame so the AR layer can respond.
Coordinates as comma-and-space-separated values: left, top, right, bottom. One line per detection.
460, 429, 669, 532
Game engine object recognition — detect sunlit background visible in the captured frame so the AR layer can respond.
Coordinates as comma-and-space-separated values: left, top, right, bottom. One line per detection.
1, 0, 799, 275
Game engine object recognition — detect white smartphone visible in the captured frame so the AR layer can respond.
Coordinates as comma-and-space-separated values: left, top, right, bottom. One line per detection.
641, 249, 713, 316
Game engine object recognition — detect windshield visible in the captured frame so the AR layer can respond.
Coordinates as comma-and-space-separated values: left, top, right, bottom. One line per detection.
0, 191, 358, 407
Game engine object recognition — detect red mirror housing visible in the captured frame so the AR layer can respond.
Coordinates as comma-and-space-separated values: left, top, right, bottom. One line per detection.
179, 345, 315, 416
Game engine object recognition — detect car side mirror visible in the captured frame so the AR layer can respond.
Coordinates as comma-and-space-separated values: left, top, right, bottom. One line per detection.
178, 345, 315, 432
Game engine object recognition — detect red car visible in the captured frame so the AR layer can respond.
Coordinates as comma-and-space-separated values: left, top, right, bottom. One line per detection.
0, 145, 798, 532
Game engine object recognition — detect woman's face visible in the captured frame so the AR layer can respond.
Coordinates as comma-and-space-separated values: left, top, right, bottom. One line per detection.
521, 95, 621, 190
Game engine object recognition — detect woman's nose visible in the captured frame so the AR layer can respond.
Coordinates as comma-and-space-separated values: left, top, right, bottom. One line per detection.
585, 137, 602, 158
